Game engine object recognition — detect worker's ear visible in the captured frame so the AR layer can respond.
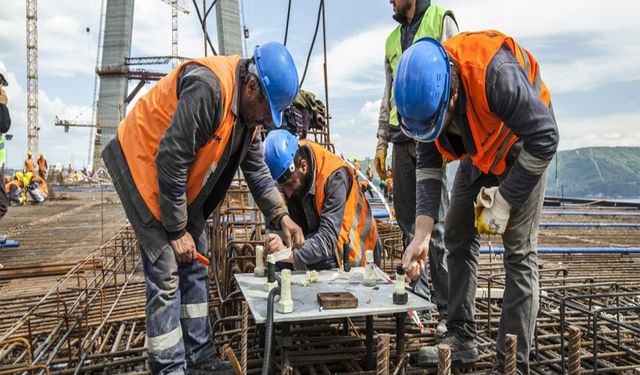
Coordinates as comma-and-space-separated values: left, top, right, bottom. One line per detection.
299, 159, 307, 174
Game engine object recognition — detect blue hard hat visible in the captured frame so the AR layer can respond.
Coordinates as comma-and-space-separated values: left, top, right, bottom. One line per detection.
254, 42, 299, 128
393, 37, 451, 142
263, 129, 299, 182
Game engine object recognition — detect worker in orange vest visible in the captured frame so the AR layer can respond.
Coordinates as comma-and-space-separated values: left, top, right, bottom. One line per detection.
37, 152, 48, 180
24, 150, 35, 173
102, 42, 301, 374
394, 32, 558, 373
27, 174, 48, 204
4, 172, 24, 206
359, 178, 374, 199
263, 130, 381, 269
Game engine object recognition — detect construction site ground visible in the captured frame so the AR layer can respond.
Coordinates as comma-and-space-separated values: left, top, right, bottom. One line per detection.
1, 188, 639, 374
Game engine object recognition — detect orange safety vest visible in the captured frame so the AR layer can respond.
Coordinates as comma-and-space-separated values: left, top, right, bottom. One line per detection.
438, 30, 552, 175
31, 175, 48, 195
37, 158, 47, 171
303, 140, 378, 267
5, 180, 20, 193
385, 178, 393, 191
117, 55, 250, 221
25, 158, 35, 173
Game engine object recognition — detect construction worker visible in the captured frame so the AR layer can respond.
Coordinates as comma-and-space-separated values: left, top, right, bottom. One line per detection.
366, 163, 373, 181
263, 130, 381, 269
394, 32, 559, 374
102, 42, 302, 375
37, 152, 48, 180
375, 0, 457, 330
4, 173, 23, 207
359, 178, 374, 199
27, 173, 47, 204
24, 151, 35, 173
353, 159, 361, 174
0, 62, 10, 219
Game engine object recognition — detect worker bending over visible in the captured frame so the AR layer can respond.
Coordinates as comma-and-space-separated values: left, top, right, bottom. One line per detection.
394, 32, 559, 374
5, 172, 24, 205
263, 130, 381, 270
27, 173, 48, 204
103, 42, 303, 375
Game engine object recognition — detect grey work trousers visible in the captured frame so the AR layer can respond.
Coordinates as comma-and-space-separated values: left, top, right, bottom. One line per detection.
445, 165, 546, 375
392, 140, 449, 316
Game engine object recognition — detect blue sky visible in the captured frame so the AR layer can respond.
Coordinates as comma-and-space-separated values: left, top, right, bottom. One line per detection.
0, 0, 639, 169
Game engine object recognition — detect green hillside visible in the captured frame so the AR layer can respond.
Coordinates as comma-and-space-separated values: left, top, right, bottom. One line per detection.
546, 147, 640, 199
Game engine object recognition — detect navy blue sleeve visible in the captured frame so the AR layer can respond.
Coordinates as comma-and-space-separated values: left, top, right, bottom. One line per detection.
487, 46, 559, 208
415, 141, 444, 220
156, 64, 222, 238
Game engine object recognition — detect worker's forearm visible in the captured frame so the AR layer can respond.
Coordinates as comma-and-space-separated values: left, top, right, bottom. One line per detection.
414, 215, 435, 245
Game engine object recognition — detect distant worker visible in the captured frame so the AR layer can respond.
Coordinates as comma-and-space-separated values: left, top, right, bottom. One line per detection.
353, 159, 361, 174
37, 152, 48, 179
5, 172, 24, 206
375, 0, 457, 331
366, 163, 373, 181
24, 151, 35, 173
0, 61, 11, 219
394, 32, 559, 373
102, 42, 302, 374
27, 173, 48, 204
263, 130, 381, 270
385, 170, 394, 203
359, 178, 374, 199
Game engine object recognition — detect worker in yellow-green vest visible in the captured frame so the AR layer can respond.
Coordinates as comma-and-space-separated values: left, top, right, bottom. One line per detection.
375, 0, 458, 335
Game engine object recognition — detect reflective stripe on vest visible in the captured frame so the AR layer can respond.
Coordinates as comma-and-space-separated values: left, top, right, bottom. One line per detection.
0, 134, 5, 166
303, 141, 378, 267
385, 4, 453, 126
117, 56, 242, 221
437, 30, 552, 175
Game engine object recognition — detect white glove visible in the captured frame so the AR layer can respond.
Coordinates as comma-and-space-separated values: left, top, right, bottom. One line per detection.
474, 186, 511, 235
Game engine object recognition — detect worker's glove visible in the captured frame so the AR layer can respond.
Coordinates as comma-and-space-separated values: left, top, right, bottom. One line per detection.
474, 186, 511, 235
0, 88, 7, 105
374, 130, 389, 179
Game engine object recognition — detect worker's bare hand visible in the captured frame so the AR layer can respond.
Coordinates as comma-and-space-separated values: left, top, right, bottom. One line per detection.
0, 88, 7, 105
170, 232, 197, 264
264, 233, 287, 255
402, 236, 429, 283
280, 215, 304, 248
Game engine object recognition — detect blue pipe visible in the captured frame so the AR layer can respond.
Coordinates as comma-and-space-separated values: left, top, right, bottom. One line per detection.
542, 211, 640, 217
543, 205, 638, 210
480, 247, 640, 254
540, 222, 640, 228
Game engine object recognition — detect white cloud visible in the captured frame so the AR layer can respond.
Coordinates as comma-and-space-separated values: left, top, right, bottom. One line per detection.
556, 111, 640, 151
332, 99, 381, 158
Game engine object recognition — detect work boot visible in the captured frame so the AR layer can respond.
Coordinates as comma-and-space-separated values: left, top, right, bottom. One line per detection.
417, 332, 479, 368
436, 319, 447, 336
186, 358, 235, 375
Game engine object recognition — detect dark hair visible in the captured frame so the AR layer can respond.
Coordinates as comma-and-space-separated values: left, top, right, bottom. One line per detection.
293, 146, 309, 169
239, 58, 265, 101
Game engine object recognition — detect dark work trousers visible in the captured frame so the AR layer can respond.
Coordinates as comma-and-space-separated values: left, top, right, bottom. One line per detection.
392, 140, 449, 316
445, 165, 546, 375
141, 225, 217, 374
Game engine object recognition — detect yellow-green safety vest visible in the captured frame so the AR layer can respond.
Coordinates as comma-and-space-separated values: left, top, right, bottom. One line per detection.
385, 4, 454, 126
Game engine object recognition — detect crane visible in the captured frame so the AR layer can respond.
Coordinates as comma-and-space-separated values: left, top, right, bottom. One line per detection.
159, 0, 190, 68
25, 0, 39, 154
